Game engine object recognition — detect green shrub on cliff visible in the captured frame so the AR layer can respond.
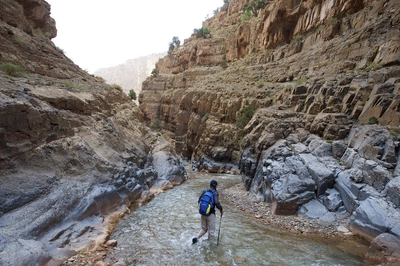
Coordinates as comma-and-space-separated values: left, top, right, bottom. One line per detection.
111, 84, 123, 91
168, 36, 180, 55
151, 119, 162, 131
129, 89, 137, 100
0, 62, 23, 77
151, 68, 159, 77
243, 0, 267, 17
368, 116, 378, 125
194, 27, 211, 39
241, 10, 252, 21
236, 104, 256, 129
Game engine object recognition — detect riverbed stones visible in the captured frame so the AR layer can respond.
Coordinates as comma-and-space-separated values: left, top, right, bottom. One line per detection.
334, 174, 360, 213
298, 199, 336, 222
364, 233, 400, 266
349, 197, 400, 242
300, 153, 334, 196
385, 176, 400, 207
322, 188, 343, 212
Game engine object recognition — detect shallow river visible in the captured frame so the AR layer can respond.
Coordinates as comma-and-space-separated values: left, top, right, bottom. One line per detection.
105, 172, 368, 265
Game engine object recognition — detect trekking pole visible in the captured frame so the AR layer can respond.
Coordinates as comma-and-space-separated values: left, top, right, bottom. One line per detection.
217, 213, 222, 245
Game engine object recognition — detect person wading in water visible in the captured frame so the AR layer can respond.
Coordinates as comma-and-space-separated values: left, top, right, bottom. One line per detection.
192, 180, 223, 244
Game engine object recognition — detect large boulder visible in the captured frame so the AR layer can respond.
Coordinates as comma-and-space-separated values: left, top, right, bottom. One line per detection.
385, 176, 400, 207
271, 173, 316, 215
298, 199, 336, 222
300, 153, 334, 196
346, 125, 397, 166
349, 197, 400, 241
322, 188, 343, 212
364, 233, 400, 266
352, 158, 392, 192
250, 140, 316, 214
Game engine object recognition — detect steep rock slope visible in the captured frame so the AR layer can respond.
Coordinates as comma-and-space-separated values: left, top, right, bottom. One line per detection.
139, 0, 400, 264
0, 1, 186, 265
141, 0, 400, 161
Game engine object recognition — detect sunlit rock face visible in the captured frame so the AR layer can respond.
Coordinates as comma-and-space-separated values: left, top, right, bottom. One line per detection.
94, 53, 166, 102
0, 1, 187, 265
0, 0, 86, 78
140, 0, 400, 166
138, 0, 400, 261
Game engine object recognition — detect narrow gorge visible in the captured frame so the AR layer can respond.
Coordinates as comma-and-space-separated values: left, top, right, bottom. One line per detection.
1, 0, 400, 265
139, 0, 400, 264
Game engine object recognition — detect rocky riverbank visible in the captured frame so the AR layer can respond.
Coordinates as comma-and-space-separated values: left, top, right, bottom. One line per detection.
221, 182, 355, 239
61, 178, 366, 266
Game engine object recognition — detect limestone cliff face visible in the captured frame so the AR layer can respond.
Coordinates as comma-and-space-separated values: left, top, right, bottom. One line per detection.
94, 53, 166, 100
140, 0, 400, 163
0, 1, 186, 265
139, 0, 400, 251
0, 0, 87, 78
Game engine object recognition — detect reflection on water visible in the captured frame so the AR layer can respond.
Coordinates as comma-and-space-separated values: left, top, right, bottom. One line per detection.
106, 172, 368, 265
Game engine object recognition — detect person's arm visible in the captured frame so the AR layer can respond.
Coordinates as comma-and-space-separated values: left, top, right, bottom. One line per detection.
214, 191, 223, 215
198, 190, 205, 203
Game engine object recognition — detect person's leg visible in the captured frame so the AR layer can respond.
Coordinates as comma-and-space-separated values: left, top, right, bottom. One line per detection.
196, 215, 208, 239
207, 213, 216, 239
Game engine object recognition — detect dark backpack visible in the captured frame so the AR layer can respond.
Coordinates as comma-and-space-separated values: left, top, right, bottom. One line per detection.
198, 189, 215, 216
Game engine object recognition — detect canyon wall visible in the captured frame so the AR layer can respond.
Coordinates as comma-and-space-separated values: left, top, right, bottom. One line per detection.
139, 0, 400, 263
94, 52, 166, 101
140, 0, 400, 165
0, 1, 186, 265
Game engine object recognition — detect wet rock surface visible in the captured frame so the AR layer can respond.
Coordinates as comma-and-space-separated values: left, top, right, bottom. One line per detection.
0, 73, 188, 266
1, 0, 400, 265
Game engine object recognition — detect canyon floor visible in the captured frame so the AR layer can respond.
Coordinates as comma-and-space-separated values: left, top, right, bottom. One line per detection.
62, 176, 367, 266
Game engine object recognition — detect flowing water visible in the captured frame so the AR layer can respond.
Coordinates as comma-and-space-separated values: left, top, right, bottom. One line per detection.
105, 172, 368, 265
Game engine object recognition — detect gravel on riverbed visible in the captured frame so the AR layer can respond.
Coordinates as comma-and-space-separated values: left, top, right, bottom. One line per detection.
220, 183, 354, 238
62, 182, 359, 266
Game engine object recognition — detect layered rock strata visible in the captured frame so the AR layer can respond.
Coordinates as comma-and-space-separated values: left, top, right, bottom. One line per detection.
0, 1, 187, 265
94, 53, 166, 103
139, 0, 400, 264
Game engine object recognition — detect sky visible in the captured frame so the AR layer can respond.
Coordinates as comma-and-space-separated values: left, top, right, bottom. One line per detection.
46, 0, 221, 73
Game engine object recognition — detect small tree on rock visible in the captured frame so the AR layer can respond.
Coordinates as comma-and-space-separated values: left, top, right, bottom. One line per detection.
194, 27, 211, 39
129, 89, 137, 100
243, 0, 267, 17
151, 68, 159, 77
168, 36, 181, 55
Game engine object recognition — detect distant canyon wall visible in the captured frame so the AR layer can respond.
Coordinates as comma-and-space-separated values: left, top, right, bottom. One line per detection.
95, 53, 166, 99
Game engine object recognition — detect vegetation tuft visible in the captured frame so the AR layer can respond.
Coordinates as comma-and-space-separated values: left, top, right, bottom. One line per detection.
236, 103, 256, 129
150, 119, 162, 131
364, 62, 383, 72
368, 116, 378, 125
0, 62, 24, 77
129, 89, 137, 100
168, 36, 181, 55
13, 36, 28, 47
256, 80, 265, 88
151, 68, 159, 77
194, 27, 211, 39
296, 77, 307, 85
242, 0, 267, 17
111, 84, 123, 91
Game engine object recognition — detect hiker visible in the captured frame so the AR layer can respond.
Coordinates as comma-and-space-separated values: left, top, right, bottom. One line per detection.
192, 179, 223, 244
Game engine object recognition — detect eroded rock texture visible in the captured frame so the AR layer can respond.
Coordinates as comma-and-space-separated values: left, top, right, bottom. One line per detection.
138, 0, 400, 264
0, 1, 187, 265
